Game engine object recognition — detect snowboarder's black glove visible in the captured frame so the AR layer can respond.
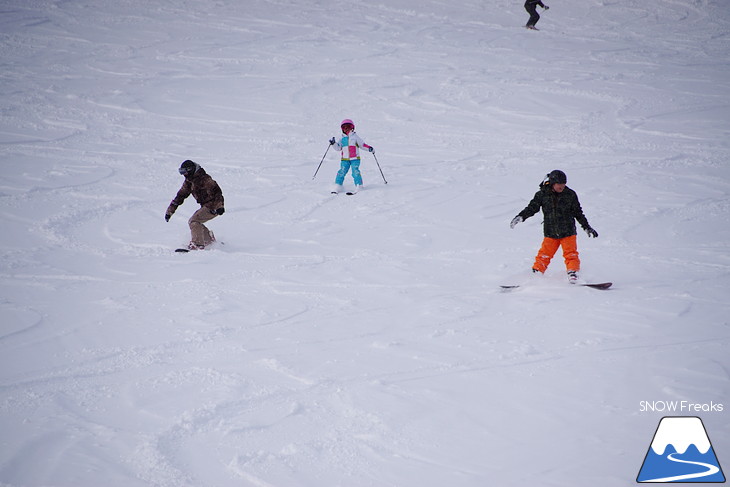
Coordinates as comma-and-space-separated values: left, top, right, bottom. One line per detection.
543, 5, 549, 9
329, 137, 336, 145
165, 213, 171, 222
215, 207, 225, 215
510, 216, 523, 229
584, 226, 598, 238
368, 146, 374, 153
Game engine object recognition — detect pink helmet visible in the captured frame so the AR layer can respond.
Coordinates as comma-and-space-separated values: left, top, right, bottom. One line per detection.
340, 119, 355, 129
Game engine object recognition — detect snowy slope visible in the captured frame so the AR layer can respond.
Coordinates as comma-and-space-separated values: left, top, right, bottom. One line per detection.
1, 0, 729, 486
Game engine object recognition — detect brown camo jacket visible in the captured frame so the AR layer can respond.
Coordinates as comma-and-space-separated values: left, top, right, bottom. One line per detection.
167, 167, 224, 215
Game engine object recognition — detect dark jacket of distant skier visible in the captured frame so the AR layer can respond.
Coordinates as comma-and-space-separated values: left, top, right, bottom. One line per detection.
167, 166, 224, 216
516, 184, 591, 239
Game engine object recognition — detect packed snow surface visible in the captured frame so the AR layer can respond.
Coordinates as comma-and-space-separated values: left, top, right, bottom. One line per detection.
1, 0, 729, 486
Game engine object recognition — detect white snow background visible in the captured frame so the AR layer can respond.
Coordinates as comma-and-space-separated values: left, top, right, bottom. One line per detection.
1, 0, 729, 486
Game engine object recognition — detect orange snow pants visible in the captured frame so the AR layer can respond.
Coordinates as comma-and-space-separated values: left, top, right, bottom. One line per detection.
533, 235, 580, 273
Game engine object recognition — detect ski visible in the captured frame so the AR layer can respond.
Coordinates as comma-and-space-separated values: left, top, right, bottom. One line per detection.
331, 185, 360, 195
500, 282, 612, 290
175, 248, 190, 253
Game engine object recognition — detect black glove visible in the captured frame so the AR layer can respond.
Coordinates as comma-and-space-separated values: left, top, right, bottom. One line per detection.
215, 207, 225, 215
543, 5, 549, 9
510, 216, 523, 229
329, 137, 336, 145
165, 213, 171, 222
584, 226, 598, 238
368, 146, 374, 153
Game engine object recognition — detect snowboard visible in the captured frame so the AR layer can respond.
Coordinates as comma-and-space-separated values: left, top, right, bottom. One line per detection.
174, 241, 222, 253
501, 282, 612, 290
176, 231, 219, 253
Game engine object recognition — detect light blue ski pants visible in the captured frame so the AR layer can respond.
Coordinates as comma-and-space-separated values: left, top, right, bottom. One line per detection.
335, 159, 362, 186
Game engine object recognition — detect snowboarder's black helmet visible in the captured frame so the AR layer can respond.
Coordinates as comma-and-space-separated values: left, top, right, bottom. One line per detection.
548, 169, 567, 185
179, 160, 198, 176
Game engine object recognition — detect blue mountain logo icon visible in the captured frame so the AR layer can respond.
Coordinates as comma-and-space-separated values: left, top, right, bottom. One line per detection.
637, 416, 725, 483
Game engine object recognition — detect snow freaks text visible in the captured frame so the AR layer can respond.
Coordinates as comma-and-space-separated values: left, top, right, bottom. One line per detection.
639, 401, 724, 413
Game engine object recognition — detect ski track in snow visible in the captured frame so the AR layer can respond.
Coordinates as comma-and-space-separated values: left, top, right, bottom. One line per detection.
1, 0, 730, 486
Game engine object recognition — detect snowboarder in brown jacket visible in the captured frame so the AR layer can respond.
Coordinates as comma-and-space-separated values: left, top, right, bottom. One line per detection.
165, 160, 225, 250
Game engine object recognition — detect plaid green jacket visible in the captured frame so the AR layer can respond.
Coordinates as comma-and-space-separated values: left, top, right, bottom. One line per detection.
518, 185, 591, 239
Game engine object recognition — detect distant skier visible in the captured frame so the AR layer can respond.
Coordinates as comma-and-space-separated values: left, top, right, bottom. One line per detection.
510, 170, 598, 283
165, 160, 225, 250
525, 0, 549, 30
328, 119, 374, 194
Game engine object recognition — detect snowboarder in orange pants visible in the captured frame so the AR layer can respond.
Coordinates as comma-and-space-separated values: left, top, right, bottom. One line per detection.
510, 170, 598, 283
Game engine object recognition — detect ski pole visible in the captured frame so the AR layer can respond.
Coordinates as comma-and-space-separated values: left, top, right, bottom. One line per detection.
372, 153, 388, 184
312, 144, 331, 180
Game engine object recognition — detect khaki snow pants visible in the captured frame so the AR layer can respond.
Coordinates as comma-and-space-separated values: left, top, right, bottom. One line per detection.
533, 235, 580, 273
188, 207, 217, 247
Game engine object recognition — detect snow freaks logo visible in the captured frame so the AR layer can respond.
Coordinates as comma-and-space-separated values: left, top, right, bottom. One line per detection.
636, 416, 726, 483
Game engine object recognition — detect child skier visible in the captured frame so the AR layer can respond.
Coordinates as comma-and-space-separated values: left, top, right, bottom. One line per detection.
328, 119, 374, 194
509, 169, 598, 283
165, 160, 225, 250
524, 0, 549, 30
